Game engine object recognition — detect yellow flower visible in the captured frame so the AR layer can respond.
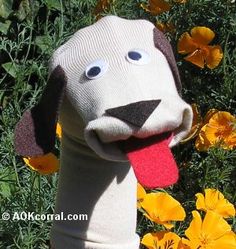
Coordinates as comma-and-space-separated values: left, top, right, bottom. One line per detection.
140, 192, 186, 229
141, 0, 171, 15
56, 122, 62, 139
195, 111, 236, 151
195, 124, 212, 151
141, 231, 183, 249
204, 112, 236, 148
203, 109, 219, 124
23, 153, 59, 174
178, 240, 191, 249
178, 27, 223, 69
137, 183, 146, 209
181, 105, 218, 143
196, 188, 235, 218
183, 211, 236, 249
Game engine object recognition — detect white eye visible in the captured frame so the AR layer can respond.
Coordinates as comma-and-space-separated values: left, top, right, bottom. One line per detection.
126, 49, 151, 65
85, 59, 109, 80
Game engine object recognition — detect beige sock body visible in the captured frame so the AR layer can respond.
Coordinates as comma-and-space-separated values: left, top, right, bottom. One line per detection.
50, 133, 140, 249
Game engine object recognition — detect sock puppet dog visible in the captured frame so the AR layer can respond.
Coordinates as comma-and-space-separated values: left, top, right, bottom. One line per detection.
14, 16, 193, 249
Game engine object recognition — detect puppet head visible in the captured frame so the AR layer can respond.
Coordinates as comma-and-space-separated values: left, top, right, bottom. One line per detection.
15, 16, 193, 188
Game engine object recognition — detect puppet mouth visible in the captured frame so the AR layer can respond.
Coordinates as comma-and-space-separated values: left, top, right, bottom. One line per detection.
118, 132, 178, 188
84, 99, 192, 188
85, 127, 179, 188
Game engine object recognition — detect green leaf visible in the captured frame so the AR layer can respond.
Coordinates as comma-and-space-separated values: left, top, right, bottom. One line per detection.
44, 0, 62, 11
0, 181, 11, 198
2, 62, 18, 78
35, 35, 52, 52
0, 0, 13, 19
0, 167, 15, 198
15, 0, 31, 21
0, 20, 11, 35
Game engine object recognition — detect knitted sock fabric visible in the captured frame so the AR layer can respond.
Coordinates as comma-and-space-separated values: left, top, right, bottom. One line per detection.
48, 16, 192, 248
50, 133, 140, 249
51, 16, 192, 161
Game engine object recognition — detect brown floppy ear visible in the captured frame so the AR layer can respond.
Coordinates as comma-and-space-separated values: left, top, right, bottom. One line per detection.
153, 28, 182, 93
14, 65, 67, 157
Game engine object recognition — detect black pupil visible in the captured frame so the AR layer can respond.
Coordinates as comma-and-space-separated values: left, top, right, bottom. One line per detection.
128, 51, 142, 61
87, 66, 101, 77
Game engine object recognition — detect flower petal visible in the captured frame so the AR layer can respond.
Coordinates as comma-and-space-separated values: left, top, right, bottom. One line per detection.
181, 238, 197, 249
203, 109, 219, 124
137, 183, 146, 208
149, 0, 171, 15
141, 0, 171, 15
185, 211, 202, 241
212, 232, 236, 249
206, 45, 223, 69
190, 26, 215, 45
161, 232, 181, 249
141, 192, 185, 228
141, 232, 181, 249
195, 193, 206, 210
184, 50, 205, 68
178, 240, 191, 249
215, 198, 236, 218
195, 124, 212, 151
162, 203, 186, 221
225, 132, 236, 149
202, 211, 232, 240
209, 112, 235, 127
56, 122, 62, 139
141, 233, 157, 249
196, 189, 235, 218
204, 111, 236, 148
23, 153, 59, 174
204, 189, 225, 210
178, 32, 197, 54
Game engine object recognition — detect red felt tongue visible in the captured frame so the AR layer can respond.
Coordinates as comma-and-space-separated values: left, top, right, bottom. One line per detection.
121, 133, 178, 188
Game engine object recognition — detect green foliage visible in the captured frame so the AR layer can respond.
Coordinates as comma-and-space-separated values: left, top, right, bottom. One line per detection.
0, 0, 235, 248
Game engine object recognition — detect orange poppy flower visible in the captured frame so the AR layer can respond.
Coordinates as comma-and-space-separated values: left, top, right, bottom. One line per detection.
195, 124, 212, 151
178, 27, 223, 69
196, 188, 235, 218
195, 111, 236, 151
137, 183, 146, 209
141, 0, 171, 15
183, 211, 236, 249
141, 231, 185, 249
23, 153, 59, 174
203, 108, 219, 124
178, 240, 191, 249
140, 192, 186, 229
56, 122, 62, 139
181, 105, 218, 143
181, 103, 202, 143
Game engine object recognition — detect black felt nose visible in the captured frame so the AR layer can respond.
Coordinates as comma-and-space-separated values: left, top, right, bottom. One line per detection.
106, 100, 161, 128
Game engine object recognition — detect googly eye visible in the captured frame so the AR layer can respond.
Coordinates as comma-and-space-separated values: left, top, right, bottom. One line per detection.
85, 59, 109, 80
126, 49, 150, 65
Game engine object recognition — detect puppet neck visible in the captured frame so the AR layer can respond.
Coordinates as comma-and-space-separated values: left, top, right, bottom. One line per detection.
50, 132, 140, 249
